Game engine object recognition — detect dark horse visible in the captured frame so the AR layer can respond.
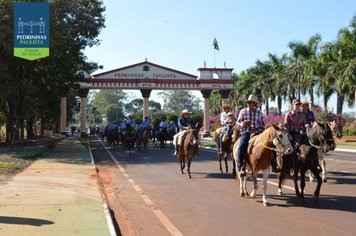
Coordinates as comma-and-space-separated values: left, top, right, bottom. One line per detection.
123, 125, 137, 157
177, 126, 200, 178
214, 125, 241, 174
277, 122, 336, 202
158, 127, 169, 150
107, 126, 120, 150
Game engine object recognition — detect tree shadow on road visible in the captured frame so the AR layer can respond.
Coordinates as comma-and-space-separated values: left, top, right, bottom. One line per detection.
325, 171, 356, 185
0, 216, 54, 226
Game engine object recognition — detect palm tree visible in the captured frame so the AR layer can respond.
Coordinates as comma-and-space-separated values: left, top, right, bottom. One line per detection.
288, 34, 322, 106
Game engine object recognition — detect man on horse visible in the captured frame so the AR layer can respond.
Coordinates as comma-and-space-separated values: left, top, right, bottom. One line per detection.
284, 99, 307, 148
236, 95, 265, 176
108, 121, 118, 134
173, 109, 196, 156
159, 116, 168, 135
218, 108, 236, 155
140, 116, 150, 136
125, 114, 136, 129
301, 101, 315, 126
168, 121, 176, 135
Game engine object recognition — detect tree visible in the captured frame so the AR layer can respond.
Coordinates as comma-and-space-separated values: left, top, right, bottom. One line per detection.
124, 98, 162, 115
158, 91, 202, 113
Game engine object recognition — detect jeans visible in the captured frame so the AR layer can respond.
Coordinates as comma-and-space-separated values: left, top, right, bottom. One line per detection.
238, 130, 251, 171
219, 125, 229, 151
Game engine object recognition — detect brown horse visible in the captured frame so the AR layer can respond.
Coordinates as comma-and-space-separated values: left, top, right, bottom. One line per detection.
233, 124, 293, 206
140, 126, 152, 152
214, 125, 241, 174
177, 127, 200, 178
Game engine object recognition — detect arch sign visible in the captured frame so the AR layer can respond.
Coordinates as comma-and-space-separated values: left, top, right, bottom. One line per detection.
67, 60, 234, 137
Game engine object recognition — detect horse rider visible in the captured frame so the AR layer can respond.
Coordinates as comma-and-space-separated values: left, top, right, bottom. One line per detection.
120, 119, 127, 131
301, 101, 315, 126
125, 114, 136, 128
236, 95, 265, 176
159, 116, 168, 136
108, 121, 118, 133
168, 120, 176, 136
218, 103, 232, 154
140, 116, 150, 136
219, 110, 236, 155
173, 109, 196, 156
284, 99, 307, 148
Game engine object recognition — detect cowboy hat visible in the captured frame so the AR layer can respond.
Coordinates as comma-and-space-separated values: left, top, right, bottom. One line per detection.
301, 100, 310, 106
227, 112, 234, 116
222, 103, 231, 108
247, 95, 259, 104
181, 109, 190, 114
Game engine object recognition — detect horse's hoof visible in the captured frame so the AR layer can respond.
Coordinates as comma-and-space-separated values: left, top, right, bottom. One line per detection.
263, 201, 270, 207
278, 191, 283, 196
240, 192, 245, 197
323, 178, 327, 183
189, 175, 192, 179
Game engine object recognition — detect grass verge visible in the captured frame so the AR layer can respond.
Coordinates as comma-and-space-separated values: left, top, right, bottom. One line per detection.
0, 161, 21, 170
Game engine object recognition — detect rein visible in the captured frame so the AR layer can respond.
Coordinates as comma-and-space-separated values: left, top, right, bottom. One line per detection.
306, 127, 325, 150
259, 130, 287, 153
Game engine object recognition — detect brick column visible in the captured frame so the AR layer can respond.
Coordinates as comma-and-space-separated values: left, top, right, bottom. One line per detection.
140, 89, 152, 120
201, 90, 212, 137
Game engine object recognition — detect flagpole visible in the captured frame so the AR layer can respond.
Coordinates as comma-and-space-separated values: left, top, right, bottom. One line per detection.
214, 48, 216, 68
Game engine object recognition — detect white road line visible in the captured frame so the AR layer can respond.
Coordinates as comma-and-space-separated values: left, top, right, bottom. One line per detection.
132, 184, 143, 192
97, 137, 183, 236
326, 158, 356, 164
257, 177, 295, 191
141, 194, 154, 207
153, 210, 184, 236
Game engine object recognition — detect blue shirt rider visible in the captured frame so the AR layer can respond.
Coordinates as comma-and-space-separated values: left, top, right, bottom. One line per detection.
159, 117, 168, 136
301, 101, 315, 126
174, 109, 196, 155
125, 114, 136, 129
140, 116, 150, 136
108, 121, 118, 134
168, 121, 176, 135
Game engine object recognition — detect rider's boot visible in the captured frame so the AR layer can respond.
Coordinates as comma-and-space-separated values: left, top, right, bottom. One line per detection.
271, 151, 280, 173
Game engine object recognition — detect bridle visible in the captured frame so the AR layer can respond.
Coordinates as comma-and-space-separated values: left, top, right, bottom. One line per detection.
261, 129, 291, 153
307, 124, 334, 150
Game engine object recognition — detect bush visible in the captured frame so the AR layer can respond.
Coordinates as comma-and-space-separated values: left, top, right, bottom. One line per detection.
264, 114, 283, 126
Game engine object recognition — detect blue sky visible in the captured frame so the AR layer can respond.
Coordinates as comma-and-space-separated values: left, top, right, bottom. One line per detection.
84, 0, 356, 113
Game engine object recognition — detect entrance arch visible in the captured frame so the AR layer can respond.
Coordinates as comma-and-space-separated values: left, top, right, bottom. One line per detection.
61, 60, 234, 137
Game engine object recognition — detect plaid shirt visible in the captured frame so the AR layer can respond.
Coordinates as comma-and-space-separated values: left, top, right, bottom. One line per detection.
237, 108, 265, 132
284, 110, 306, 132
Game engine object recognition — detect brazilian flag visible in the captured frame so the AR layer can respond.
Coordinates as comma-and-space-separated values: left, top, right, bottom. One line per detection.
213, 37, 219, 51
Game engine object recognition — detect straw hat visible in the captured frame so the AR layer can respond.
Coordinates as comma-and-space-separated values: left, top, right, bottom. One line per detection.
222, 103, 231, 108
247, 95, 259, 104
227, 112, 234, 116
181, 109, 190, 114
301, 100, 310, 106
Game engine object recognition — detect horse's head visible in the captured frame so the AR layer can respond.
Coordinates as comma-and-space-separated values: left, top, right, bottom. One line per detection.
271, 123, 293, 155
313, 122, 336, 151
186, 126, 200, 146
329, 121, 343, 139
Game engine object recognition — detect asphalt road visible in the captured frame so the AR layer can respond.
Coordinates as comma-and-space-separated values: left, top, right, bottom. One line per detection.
90, 136, 356, 236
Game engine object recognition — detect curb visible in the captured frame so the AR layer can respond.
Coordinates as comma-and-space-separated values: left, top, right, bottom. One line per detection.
334, 148, 356, 153
88, 143, 117, 236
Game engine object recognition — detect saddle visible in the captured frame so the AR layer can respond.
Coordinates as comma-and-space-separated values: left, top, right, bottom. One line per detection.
247, 134, 259, 155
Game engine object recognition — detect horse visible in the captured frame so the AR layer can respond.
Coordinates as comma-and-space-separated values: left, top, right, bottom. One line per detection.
123, 125, 137, 157
158, 127, 169, 150
214, 125, 241, 174
177, 126, 200, 179
167, 128, 176, 147
232, 124, 293, 206
107, 126, 120, 150
308, 121, 340, 182
277, 122, 335, 202
140, 126, 152, 152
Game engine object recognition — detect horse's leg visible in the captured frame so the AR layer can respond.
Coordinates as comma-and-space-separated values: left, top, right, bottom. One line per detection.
218, 152, 223, 173
187, 155, 192, 179
320, 156, 327, 182
232, 155, 236, 176
311, 166, 322, 200
300, 166, 306, 203
262, 168, 270, 206
180, 154, 185, 174
224, 153, 229, 173
278, 171, 284, 195
250, 170, 258, 198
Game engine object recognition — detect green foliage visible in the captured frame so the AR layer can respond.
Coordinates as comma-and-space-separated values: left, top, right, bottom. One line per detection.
105, 104, 124, 124
158, 91, 202, 113
0, 162, 21, 170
